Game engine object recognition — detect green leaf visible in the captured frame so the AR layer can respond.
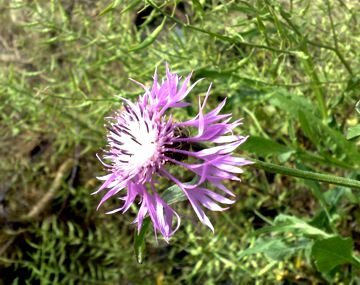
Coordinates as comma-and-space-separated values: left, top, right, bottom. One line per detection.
194, 68, 236, 80
134, 218, 151, 264
100, 0, 141, 16
238, 239, 282, 259
254, 214, 330, 238
298, 110, 320, 147
311, 236, 354, 272
269, 90, 319, 118
345, 77, 360, 92
132, 178, 195, 263
347, 125, 360, 140
162, 176, 198, 205
269, 91, 360, 165
128, 17, 167, 52
240, 136, 294, 157
238, 238, 307, 261
296, 162, 331, 221
99, 0, 121, 16
162, 184, 187, 205
191, 0, 204, 17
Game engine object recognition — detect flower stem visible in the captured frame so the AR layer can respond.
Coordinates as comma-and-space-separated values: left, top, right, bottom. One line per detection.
252, 159, 360, 190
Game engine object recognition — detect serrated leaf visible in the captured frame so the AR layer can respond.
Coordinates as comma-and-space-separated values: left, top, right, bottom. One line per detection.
311, 236, 354, 272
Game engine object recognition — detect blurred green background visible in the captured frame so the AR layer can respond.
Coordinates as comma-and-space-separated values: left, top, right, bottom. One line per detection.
1, 0, 359, 284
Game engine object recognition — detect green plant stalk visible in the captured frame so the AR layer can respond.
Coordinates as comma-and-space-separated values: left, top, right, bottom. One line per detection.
300, 48, 328, 121
253, 159, 360, 189
278, 9, 328, 120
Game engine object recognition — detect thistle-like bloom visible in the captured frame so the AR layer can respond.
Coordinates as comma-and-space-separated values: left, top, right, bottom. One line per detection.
95, 66, 252, 241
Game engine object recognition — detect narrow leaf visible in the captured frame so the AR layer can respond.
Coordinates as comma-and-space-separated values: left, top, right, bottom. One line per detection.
128, 17, 167, 52
100, 0, 140, 16
99, 0, 121, 16
134, 218, 151, 264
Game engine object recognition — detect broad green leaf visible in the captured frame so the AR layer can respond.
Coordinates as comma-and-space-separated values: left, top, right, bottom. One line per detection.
134, 218, 151, 264
265, 239, 310, 261
240, 136, 294, 157
311, 236, 354, 272
238, 238, 307, 261
254, 214, 330, 238
347, 125, 360, 140
269, 90, 320, 118
238, 239, 284, 259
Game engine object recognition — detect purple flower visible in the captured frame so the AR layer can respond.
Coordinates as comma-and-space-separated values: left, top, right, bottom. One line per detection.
95, 65, 252, 241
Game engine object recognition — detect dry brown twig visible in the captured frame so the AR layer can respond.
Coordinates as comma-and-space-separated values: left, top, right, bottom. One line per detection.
22, 158, 74, 221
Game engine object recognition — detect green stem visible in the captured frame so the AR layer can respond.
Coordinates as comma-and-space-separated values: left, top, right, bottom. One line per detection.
252, 159, 360, 190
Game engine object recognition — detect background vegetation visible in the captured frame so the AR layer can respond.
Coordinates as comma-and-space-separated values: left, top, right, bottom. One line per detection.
1, 0, 359, 284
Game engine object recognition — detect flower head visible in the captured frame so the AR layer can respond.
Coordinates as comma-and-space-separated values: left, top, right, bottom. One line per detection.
95, 65, 252, 241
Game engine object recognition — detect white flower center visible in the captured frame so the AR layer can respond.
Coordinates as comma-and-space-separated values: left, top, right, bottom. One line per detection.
105, 101, 173, 184
129, 127, 158, 167
121, 115, 159, 172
